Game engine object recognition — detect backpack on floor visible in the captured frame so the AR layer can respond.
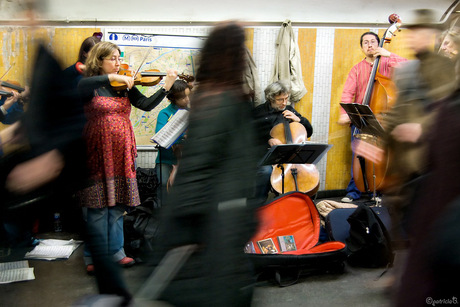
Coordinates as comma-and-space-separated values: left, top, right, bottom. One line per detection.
123, 197, 161, 262
247, 192, 347, 286
345, 204, 394, 268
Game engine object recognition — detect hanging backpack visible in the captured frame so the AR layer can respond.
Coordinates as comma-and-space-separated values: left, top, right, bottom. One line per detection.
345, 204, 394, 268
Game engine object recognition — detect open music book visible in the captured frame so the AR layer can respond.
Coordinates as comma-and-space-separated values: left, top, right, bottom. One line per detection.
151, 109, 189, 149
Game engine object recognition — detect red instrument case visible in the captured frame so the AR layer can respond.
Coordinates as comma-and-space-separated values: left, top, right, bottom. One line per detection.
247, 192, 347, 286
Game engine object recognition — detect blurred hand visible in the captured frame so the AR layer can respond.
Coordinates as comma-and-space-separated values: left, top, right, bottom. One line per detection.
353, 139, 384, 164
391, 123, 422, 143
0, 122, 21, 145
3, 91, 20, 110
6, 149, 64, 194
163, 69, 179, 91
338, 113, 351, 125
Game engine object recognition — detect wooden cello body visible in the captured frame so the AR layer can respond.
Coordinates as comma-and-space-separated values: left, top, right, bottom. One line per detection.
352, 15, 401, 194
270, 121, 320, 196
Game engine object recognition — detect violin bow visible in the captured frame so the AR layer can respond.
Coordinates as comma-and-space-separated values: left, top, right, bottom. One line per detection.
132, 47, 153, 80
0, 64, 14, 81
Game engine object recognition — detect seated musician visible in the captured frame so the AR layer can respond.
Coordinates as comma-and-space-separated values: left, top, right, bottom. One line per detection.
0, 87, 29, 125
0, 87, 30, 158
252, 80, 313, 205
154, 79, 191, 200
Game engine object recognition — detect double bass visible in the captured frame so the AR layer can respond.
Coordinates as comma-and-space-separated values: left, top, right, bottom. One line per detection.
270, 118, 320, 197
352, 14, 402, 194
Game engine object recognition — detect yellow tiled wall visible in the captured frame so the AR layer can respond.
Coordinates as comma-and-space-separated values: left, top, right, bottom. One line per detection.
1, 25, 415, 191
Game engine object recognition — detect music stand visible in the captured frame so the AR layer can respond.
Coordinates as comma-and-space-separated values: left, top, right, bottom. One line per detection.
340, 103, 385, 138
340, 103, 385, 203
259, 142, 332, 194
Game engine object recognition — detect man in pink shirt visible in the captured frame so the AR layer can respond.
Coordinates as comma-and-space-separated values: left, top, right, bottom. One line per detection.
338, 31, 406, 202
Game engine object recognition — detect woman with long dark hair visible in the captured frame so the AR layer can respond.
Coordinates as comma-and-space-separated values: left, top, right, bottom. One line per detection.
151, 21, 259, 306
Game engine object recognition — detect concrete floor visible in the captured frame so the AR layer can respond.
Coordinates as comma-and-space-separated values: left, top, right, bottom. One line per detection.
0, 236, 393, 307
0, 194, 394, 307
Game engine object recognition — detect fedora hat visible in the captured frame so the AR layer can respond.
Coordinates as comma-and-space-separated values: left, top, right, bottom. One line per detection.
405, 9, 444, 30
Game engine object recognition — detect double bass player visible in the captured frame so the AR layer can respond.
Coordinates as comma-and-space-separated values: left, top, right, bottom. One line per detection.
338, 31, 406, 203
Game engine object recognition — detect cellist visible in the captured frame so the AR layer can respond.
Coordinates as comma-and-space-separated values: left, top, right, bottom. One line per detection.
253, 80, 313, 206
337, 31, 406, 203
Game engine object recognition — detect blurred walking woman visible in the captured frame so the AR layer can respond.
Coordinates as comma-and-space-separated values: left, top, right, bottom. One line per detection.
155, 21, 259, 306
77, 41, 177, 273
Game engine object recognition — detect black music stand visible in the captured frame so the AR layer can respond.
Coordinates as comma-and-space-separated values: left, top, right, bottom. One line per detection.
259, 142, 332, 194
340, 103, 385, 202
340, 103, 385, 138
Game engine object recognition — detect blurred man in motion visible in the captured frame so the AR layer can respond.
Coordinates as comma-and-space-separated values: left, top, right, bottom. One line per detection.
0, 0, 87, 255
0, 46, 87, 253
353, 9, 458, 304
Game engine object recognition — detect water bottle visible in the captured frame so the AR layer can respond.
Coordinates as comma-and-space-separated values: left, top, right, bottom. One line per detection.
53, 212, 62, 232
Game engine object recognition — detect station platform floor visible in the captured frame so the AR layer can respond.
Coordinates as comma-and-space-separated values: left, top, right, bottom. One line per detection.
0, 193, 396, 307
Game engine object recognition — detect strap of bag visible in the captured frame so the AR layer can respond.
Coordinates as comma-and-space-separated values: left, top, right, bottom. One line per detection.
134, 244, 198, 301
275, 268, 301, 287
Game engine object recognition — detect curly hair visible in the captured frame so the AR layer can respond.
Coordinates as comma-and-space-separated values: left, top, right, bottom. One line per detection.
84, 41, 120, 77
264, 80, 291, 103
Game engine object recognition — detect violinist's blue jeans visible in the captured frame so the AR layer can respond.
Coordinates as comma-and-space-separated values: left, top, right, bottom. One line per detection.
83, 205, 127, 265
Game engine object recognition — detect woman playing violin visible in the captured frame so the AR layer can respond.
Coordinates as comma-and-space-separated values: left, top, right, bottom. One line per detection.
77, 41, 177, 274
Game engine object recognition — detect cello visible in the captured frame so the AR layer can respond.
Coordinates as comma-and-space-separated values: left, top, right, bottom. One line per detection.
270, 118, 320, 197
352, 14, 402, 194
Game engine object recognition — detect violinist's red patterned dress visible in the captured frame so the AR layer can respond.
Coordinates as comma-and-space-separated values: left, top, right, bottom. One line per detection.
79, 94, 140, 208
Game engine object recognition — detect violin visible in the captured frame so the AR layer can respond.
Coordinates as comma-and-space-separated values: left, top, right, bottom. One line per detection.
0, 80, 28, 105
110, 64, 167, 91
177, 73, 195, 83
0, 80, 25, 96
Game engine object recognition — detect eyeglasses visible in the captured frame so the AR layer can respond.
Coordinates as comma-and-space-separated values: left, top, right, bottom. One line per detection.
275, 96, 289, 103
104, 56, 122, 62
362, 40, 378, 46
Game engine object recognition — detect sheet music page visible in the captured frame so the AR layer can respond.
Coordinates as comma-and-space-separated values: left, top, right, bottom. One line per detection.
25, 245, 75, 260
24, 239, 83, 260
0, 260, 29, 271
0, 261, 35, 284
151, 109, 189, 149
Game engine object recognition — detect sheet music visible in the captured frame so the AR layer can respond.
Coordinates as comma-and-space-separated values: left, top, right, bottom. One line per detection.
151, 109, 189, 149
24, 239, 82, 260
258, 142, 332, 166
339, 103, 385, 137
0, 261, 35, 284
